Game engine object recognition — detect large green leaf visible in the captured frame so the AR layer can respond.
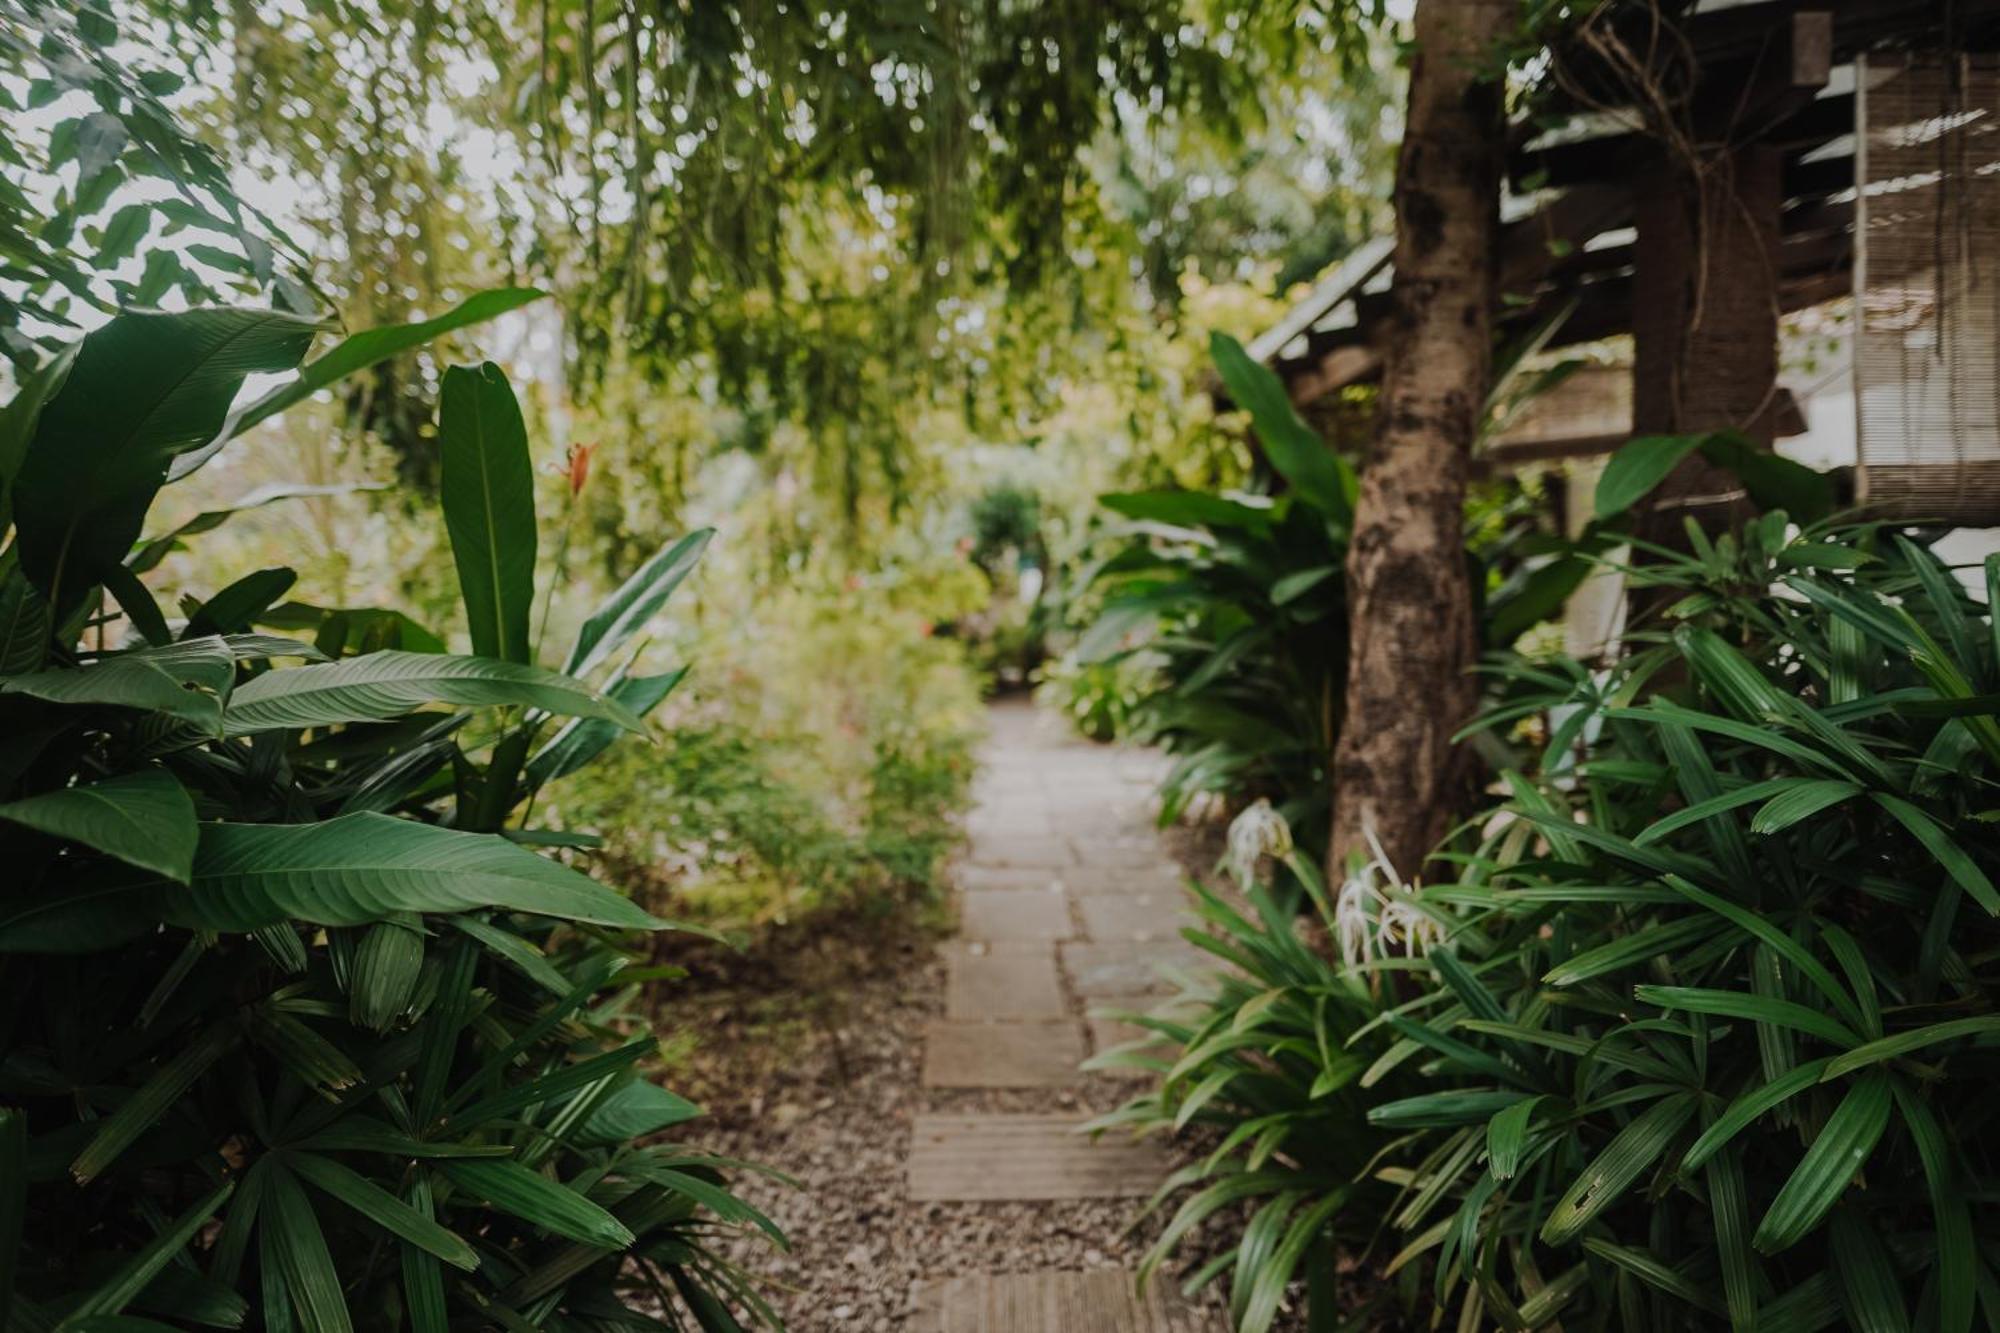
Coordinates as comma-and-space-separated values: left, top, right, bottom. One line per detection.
1595, 434, 1708, 520
524, 667, 685, 790
127, 483, 380, 575
220, 651, 646, 734
439, 362, 536, 664
0, 340, 77, 535
0, 568, 52, 675
1702, 432, 1834, 524
162, 813, 661, 931
0, 769, 196, 881
564, 529, 712, 679
1209, 332, 1355, 524
217, 288, 546, 447
1, 636, 235, 730
11, 309, 319, 612
183, 566, 297, 638
1100, 489, 1276, 536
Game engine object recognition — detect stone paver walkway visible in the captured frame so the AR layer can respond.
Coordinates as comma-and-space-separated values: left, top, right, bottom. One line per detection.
905, 700, 1221, 1331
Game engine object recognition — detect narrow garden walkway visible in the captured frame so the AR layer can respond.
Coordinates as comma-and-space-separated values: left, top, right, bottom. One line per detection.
906, 701, 1220, 1332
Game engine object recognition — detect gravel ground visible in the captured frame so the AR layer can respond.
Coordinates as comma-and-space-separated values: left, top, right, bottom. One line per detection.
651, 913, 1241, 1332
629, 768, 1391, 1331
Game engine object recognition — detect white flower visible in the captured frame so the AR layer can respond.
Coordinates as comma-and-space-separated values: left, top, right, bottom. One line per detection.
1332, 823, 1442, 964
1377, 898, 1444, 958
1225, 798, 1293, 886
1333, 871, 1385, 968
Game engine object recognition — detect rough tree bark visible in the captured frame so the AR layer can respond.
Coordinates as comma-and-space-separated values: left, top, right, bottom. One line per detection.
1328, 0, 1511, 882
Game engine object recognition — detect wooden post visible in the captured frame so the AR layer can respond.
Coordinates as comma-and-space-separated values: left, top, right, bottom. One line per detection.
1628, 11, 1829, 557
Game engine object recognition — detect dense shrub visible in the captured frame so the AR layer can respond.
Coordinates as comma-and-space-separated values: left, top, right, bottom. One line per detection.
0, 307, 781, 1329
555, 586, 980, 932
1064, 334, 1562, 857
1116, 509, 2000, 1332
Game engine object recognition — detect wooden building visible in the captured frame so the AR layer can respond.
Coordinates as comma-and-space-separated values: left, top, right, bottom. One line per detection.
1250, 1, 2000, 540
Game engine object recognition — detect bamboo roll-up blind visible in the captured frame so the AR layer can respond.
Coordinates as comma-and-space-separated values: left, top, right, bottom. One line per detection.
1855, 52, 2000, 524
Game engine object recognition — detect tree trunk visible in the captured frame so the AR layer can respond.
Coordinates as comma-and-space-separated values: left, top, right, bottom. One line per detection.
1328, 0, 1510, 882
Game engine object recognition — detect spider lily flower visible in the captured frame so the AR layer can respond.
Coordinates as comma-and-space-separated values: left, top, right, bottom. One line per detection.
1225, 798, 1293, 886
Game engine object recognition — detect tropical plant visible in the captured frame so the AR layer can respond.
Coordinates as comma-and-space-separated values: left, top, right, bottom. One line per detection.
1373, 511, 2000, 1331
1085, 818, 1421, 1333
1109, 434, 2000, 1332
1066, 332, 1564, 856
0, 303, 783, 1329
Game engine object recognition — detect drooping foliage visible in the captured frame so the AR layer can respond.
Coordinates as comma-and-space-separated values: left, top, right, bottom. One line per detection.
38, 0, 1397, 520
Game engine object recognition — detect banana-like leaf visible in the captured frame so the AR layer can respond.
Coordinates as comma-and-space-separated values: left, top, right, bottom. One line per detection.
209, 288, 546, 452
220, 651, 646, 734
157, 813, 662, 932
439, 362, 536, 664
0, 569, 51, 674
183, 566, 296, 638
525, 667, 685, 790
1209, 332, 1355, 524
11, 308, 319, 613
2, 636, 235, 730
1594, 434, 1708, 521
0, 340, 78, 535
128, 482, 382, 574
0, 768, 196, 881
565, 529, 712, 679
1100, 489, 1277, 536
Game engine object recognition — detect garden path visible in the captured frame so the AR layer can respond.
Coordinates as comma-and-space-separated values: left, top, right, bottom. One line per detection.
906, 700, 1222, 1332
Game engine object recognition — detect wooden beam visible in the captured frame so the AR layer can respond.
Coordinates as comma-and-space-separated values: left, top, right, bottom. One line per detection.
1513, 91, 1848, 192
1539, 0, 2000, 118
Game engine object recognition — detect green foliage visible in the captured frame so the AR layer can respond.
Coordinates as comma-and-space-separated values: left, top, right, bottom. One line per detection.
569, 590, 982, 932
0, 305, 782, 1328
1085, 846, 1414, 1333
1065, 335, 1356, 849
1121, 516, 2000, 1331
1063, 334, 1559, 856
0, 0, 328, 371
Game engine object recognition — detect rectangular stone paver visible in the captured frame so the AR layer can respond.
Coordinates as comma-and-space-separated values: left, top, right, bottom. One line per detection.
908, 1271, 1221, 1333
923, 1021, 1087, 1088
1077, 892, 1181, 942
957, 864, 1068, 893
945, 942, 1067, 1021
906, 1115, 1170, 1201
967, 835, 1075, 869
1065, 866, 1183, 896
960, 889, 1072, 941
1062, 941, 1211, 999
